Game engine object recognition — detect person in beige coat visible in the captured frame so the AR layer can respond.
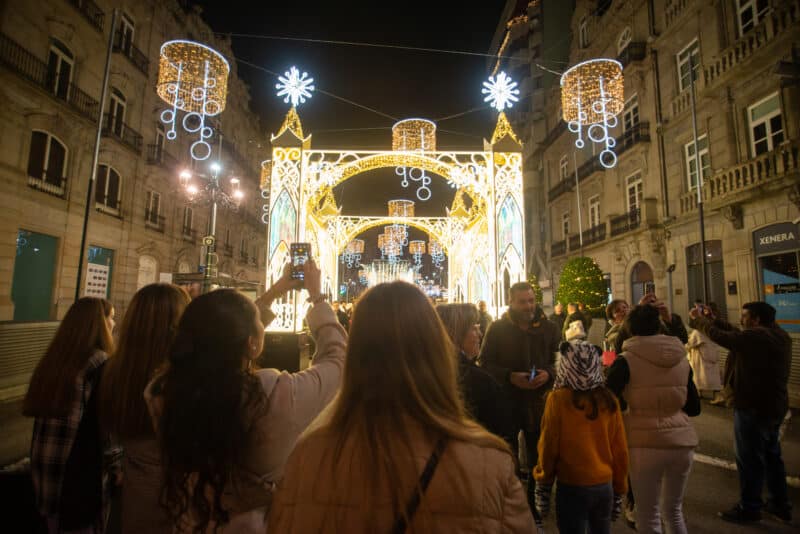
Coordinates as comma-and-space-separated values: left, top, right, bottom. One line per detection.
685, 328, 722, 396
606, 305, 700, 534
269, 281, 534, 533
145, 260, 346, 533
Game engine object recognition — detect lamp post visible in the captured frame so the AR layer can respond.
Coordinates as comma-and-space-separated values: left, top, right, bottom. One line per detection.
179, 161, 244, 294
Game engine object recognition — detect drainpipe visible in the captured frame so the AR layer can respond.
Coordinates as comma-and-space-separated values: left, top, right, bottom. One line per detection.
648, 0, 670, 221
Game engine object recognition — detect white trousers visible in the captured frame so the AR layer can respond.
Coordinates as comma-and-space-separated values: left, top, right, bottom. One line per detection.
629, 447, 694, 534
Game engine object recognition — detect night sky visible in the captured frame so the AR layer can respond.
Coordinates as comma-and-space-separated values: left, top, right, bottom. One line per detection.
193, 0, 508, 285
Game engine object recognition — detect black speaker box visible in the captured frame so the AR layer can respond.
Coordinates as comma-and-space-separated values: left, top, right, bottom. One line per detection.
258, 332, 301, 372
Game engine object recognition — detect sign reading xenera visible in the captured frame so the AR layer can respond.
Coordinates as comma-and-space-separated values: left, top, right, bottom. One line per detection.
753, 222, 800, 256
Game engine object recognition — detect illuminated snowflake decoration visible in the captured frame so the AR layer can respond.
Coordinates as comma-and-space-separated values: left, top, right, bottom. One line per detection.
276, 66, 315, 107
482, 71, 520, 112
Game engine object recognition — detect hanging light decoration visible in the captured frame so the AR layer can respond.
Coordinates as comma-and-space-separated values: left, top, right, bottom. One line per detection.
387, 199, 413, 253
428, 239, 445, 267
379, 228, 402, 263
157, 40, 230, 161
392, 119, 436, 201
341, 239, 364, 268
409, 240, 426, 267
560, 59, 624, 169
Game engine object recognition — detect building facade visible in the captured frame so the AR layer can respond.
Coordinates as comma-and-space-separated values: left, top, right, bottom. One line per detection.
0, 0, 268, 324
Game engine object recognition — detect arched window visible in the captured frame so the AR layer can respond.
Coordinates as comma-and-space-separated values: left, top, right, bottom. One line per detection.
96, 164, 121, 214
47, 39, 73, 99
617, 26, 632, 54
27, 130, 68, 196
631, 261, 655, 304
136, 255, 157, 289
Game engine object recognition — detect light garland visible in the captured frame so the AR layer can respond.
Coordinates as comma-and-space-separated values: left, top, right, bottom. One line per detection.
392, 119, 437, 202
157, 40, 230, 161
560, 58, 624, 168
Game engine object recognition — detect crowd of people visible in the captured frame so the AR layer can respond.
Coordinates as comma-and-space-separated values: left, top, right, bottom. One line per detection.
21, 264, 794, 533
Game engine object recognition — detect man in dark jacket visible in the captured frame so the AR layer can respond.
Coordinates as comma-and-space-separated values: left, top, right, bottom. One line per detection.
479, 281, 560, 522
562, 302, 591, 340
477, 300, 493, 336
690, 301, 792, 523
549, 301, 566, 332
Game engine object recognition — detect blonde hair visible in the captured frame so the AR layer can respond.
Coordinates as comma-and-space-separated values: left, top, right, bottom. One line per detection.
99, 283, 190, 439
321, 282, 509, 526
436, 303, 479, 351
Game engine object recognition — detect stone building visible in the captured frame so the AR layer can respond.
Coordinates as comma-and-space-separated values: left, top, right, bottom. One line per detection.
0, 0, 268, 325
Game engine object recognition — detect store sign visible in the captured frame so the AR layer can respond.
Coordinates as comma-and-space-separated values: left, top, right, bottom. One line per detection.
753, 223, 799, 256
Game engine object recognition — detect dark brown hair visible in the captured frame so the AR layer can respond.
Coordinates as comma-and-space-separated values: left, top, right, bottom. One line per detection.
99, 284, 190, 439
571, 388, 619, 420
23, 298, 113, 417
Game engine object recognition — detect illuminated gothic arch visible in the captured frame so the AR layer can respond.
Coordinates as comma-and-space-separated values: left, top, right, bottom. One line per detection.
262, 108, 526, 331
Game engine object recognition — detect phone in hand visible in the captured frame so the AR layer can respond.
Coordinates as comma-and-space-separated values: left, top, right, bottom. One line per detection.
290, 243, 310, 281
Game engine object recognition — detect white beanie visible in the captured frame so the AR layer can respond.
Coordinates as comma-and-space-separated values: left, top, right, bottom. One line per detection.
565, 320, 586, 341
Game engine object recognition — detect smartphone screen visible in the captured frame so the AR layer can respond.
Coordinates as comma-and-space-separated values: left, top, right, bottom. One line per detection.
290, 243, 310, 280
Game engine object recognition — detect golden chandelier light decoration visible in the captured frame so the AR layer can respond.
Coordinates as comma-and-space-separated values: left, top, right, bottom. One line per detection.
560, 58, 624, 168
392, 119, 437, 201
157, 40, 230, 160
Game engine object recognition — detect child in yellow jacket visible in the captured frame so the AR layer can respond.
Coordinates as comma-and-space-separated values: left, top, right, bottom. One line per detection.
533, 321, 629, 532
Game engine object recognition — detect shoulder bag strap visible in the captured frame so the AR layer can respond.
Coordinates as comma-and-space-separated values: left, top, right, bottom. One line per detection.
391, 437, 447, 534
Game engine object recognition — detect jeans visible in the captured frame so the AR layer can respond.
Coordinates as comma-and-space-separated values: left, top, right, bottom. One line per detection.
629, 447, 693, 534
556, 482, 612, 534
510, 410, 542, 521
734, 409, 791, 512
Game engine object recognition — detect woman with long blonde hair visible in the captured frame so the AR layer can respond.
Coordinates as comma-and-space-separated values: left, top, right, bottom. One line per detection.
23, 297, 115, 532
270, 281, 533, 532
97, 283, 190, 533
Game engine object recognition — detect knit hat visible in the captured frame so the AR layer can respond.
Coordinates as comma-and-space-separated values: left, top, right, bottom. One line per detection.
565, 320, 586, 341
555, 340, 604, 391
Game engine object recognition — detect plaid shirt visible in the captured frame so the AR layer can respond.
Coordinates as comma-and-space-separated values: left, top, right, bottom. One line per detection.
30, 350, 108, 517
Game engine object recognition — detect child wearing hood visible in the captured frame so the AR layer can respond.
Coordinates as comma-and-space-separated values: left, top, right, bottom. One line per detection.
533, 320, 629, 532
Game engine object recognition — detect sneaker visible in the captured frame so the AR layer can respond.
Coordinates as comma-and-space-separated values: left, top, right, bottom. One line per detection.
764, 502, 792, 523
624, 502, 636, 530
719, 504, 761, 523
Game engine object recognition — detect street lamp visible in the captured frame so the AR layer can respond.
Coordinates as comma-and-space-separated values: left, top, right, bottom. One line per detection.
178, 161, 244, 293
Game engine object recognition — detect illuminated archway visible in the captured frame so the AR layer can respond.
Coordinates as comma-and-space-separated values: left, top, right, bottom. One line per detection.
263, 110, 525, 331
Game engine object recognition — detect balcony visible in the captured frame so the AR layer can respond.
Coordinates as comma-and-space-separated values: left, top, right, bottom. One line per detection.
113, 31, 148, 75
144, 209, 165, 232
551, 239, 567, 258
569, 224, 607, 250
102, 113, 143, 153
27, 175, 66, 198
665, 0, 692, 30
617, 42, 647, 69
0, 33, 99, 121
65, 0, 104, 32
222, 243, 233, 257
541, 120, 567, 148
181, 227, 197, 243
146, 144, 178, 168
679, 139, 800, 215
548, 179, 573, 202
615, 121, 650, 158
610, 208, 641, 237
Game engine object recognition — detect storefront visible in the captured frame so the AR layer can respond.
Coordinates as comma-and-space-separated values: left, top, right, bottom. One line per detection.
753, 222, 800, 333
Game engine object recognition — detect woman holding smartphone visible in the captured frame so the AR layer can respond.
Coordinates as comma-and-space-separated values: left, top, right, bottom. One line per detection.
145, 259, 346, 532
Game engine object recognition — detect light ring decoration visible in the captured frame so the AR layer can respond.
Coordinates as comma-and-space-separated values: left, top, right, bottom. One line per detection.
275, 66, 315, 108
392, 118, 437, 201
157, 40, 230, 161
560, 59, 624, 169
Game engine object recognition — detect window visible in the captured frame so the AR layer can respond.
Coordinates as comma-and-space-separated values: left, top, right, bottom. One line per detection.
108, 88, 126, 136
240, 237, 248, 258
684, 135, 711, 190
27, 131, 68, 190
182, 207, 194, 235
559, 155, 569, 180
561, 212, 570, 239
626, 172, 643, 213
145, 190, 161, 224
748, 92, 784, 156
588, 195, 600, 228
617, 26, 632, 54
155, 124, 165, 160
46, 40, 73, 99
737, 0, 769, 35
12, 230, 58, 320
224, 228, 231, 246
579, 17, 589, 48
118, 14, 134, 55
622, 95, 639, 132
677, 39, 700, 92
686, 240, 726, 316
95, 165, 121, 213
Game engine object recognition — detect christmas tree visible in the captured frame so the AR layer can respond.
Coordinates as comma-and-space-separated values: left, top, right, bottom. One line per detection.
555, 256, 608, 317
527, 273, 544, 304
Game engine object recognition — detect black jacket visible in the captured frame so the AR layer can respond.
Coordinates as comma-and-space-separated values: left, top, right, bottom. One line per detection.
549, 311, 566, 332
478, 309, 560, 426
458, 352, 515, 447
692, 317, 792, 422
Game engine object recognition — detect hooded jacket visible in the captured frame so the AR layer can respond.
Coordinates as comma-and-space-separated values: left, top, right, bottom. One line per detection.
620, 335, 698, 449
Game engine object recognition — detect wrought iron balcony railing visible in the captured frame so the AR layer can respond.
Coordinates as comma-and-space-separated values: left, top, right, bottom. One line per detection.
610, 208, 642, 237
102, 113, 143, 153
551, 239, 567, 258
113, 31, 148, 75
618, 42, 647, 68
65, 0, 104, 31
146, 144, 178, 168
569, 224, 607, 250
615, 121, 650, 158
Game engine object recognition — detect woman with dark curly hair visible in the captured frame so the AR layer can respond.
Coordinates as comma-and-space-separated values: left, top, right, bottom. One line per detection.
145, 260, 345, 532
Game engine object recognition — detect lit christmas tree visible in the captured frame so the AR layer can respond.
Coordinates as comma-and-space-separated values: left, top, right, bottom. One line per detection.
527, 273, 544, 305
556, 257, 608, 317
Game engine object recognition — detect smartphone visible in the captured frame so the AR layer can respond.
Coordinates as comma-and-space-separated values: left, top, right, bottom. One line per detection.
529, 365, 537, 381
290, 243, 310, 280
